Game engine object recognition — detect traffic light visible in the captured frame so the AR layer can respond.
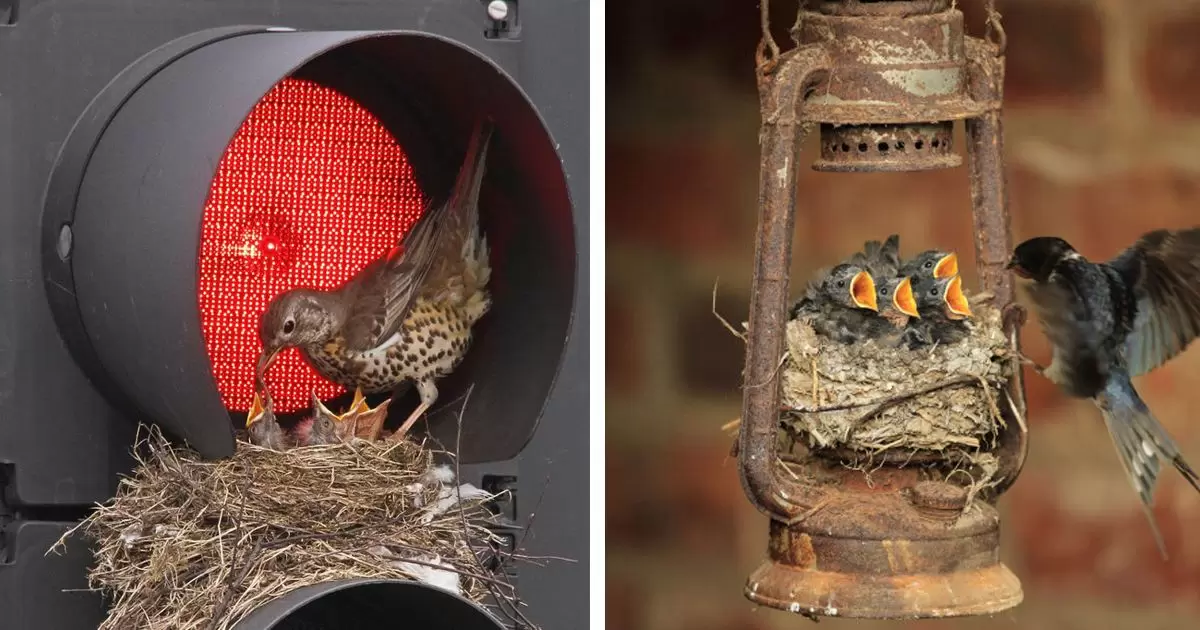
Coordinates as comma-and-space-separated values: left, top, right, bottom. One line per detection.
0, 2, 586, 628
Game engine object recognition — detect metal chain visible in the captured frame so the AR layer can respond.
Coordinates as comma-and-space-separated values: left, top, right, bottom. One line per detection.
983, 0, 1007, 56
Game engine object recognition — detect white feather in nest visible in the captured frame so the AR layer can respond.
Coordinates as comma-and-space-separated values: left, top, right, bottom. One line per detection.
366, 546, 462, 596
405, 463, 492, 522
422, 483, 491, 524
387, 463, 494, 595
405, 464, 456, 506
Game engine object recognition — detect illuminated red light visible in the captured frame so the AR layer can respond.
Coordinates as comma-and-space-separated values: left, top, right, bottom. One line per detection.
199, 78, 427, 413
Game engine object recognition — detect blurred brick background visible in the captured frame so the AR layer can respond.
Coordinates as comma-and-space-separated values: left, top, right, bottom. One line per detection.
606, 0, 1200, 628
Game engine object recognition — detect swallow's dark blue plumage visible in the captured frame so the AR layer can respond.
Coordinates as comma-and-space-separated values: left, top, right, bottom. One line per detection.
1009, 228, 1200, 555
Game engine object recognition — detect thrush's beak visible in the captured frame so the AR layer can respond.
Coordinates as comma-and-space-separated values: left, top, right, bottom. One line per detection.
894, 277, 920, 318
246, 392, 265, 429
934, 252, 959, 279
850, 271, 878, 311
944, 276, 973, 318
256, 346, 282, 384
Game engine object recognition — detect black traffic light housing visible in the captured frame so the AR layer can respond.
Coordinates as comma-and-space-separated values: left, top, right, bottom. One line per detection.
0, 1, 588, 628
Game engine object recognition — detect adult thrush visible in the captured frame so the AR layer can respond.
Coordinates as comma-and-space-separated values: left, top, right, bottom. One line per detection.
256, 120, 494, 441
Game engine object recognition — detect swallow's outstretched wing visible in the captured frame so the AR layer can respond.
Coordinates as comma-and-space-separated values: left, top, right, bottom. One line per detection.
1108, 227, 1200, 377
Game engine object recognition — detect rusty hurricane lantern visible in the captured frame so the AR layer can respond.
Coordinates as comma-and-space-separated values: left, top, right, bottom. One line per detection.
737, 0, 1029, 619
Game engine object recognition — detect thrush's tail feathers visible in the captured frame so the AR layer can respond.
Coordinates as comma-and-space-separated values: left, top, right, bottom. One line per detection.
1096, 374, 1200, 559
462, 282, 492, 324
451, 119, 494, 295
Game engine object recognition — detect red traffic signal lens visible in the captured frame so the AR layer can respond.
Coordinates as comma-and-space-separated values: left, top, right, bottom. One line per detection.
199, 78, 427, 413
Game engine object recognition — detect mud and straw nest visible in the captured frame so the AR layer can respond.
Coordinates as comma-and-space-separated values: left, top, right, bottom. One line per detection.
718, 283, 1023, 498
781, 303, 1016, 457
52, 425, 535, 630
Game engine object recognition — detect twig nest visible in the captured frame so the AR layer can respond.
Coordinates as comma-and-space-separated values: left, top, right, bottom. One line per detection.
781, 304, 1014, 453
56, 427, 514, 630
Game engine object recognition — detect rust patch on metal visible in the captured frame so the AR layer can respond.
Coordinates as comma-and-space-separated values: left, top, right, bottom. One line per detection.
769, 523, 819, 569
907, 480, 969, 522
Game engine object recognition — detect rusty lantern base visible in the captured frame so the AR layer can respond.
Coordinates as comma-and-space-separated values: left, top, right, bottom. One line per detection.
745, 479, 1022, 619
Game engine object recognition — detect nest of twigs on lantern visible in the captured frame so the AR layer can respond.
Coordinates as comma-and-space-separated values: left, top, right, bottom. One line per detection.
781, 303, 1016, 473
52, 425, 522, 630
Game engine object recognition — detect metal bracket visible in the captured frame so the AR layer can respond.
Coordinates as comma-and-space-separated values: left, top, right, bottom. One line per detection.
0, 464, 93, 565
480, 474, 520, 585
0, 466, 13, 564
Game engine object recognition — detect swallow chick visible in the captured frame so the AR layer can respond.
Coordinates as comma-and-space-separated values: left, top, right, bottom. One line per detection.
851, 234, 902, 279
900, 249, 959, 284
1008, 229, 1200, 555
790, 263, 879, 344
876, 275, 921, 329
257, 120, 494, 442
902, 274, 973, 349
840, 234, 921, 343
246, 392, 288, 451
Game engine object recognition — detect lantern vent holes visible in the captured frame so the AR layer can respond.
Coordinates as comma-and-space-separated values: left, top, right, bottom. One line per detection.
814, 122, 961, 172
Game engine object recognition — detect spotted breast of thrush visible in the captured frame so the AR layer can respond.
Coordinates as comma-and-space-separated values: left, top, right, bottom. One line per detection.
256, 119, 494, 441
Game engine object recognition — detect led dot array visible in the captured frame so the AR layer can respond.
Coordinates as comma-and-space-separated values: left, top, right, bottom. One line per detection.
199, 78, 427, 413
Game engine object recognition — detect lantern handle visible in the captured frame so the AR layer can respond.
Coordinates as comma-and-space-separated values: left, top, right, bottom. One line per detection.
964, 37, 1028, 498
739, 44, 832, 522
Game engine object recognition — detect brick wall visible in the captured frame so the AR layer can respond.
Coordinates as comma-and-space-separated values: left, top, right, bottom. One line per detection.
607, 1, 1200, 628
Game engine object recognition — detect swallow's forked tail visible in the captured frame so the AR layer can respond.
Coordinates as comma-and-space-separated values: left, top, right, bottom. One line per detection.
1097, 374, 1200, 559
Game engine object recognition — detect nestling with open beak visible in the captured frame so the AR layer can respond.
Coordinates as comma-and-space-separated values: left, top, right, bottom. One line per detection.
255, 120, 494, 443
902, 274, 973, 348
846, 235, 944, 340
900, 249, 959, 283
875, 275, 922, 329
1008, 229, 1200, 556
790, 263, 879, 344
246, 392, 288, 451
352, 396, 394, 442
339, 387, 371, 440
293, 389, 344, 447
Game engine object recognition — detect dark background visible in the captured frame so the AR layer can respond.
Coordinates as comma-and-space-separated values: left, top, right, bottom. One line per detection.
606, 1, 1200, 628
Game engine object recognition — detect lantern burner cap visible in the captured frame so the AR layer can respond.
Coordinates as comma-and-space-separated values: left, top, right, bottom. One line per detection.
814, 122, 959, 172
